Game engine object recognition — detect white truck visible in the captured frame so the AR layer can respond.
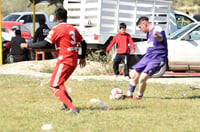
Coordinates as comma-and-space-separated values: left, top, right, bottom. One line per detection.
63, 0, 197, 49
2, 12, 57, 36
63, 0, 198, 77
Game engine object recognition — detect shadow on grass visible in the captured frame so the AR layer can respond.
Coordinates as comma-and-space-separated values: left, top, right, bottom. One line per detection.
79, 105, 146, 111
145, 95, 200, 100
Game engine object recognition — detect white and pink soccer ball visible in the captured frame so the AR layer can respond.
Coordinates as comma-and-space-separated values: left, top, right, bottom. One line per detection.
109, 88, 123, 100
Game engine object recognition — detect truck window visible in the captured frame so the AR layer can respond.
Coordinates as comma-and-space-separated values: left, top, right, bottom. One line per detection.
168, 23, 197, 40
35, 15, 46, 23
3, 14, 20, 21
11, 25, 30, 33
189, 26, 200, 40
175, 14, 194, 29
20, 15, 33, 23
19, 14, 46, 23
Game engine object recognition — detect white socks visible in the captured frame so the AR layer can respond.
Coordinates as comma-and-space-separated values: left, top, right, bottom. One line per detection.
137, 93, 143, 98
126, 91, 133, 96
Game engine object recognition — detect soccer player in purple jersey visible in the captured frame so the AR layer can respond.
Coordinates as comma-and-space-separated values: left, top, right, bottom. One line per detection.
124, 16, 168, 100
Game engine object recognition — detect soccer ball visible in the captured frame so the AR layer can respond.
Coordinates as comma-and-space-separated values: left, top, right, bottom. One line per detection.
109, 88, 123, 100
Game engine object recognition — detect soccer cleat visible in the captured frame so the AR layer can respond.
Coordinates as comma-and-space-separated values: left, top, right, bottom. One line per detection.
124, 76, 130, 80
114, 75, 119, 79
67, 108, 80, 114
60, 103, 67, 110
60, 96, 73, 110
133, 96, 142, 100
123, 94, 133, 98
60, 103, 66, 110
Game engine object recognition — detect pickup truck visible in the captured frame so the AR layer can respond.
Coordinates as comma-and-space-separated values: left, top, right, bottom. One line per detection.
131, 22, 200, 77
2, 12, 57, 36
63, 0, 197, 49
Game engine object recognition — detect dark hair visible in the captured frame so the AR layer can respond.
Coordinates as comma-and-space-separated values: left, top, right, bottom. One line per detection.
119, 23, 126, 29
55, 7, 67, 21
136, 16, 149, 26
39, 18, 46, 25
15, 30, 21, 36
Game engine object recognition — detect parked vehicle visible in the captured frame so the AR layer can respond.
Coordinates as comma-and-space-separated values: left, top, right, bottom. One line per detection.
63, 0, 197, 49
2, 33, 12, 64
193, 14, 200, 21
131, 22, 200, 77
1, 31, 12, 42
2, 12, 57, 35
2, 21, 32, 41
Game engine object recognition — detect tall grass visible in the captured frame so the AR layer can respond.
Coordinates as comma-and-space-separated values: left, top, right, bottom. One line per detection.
40, 51, 115, 75
0, 75, 200, 132
85, 50, 114, 75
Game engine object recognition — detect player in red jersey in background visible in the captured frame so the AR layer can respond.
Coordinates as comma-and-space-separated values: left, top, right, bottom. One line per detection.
21, 7, 87, 114
106, 23, 135, 79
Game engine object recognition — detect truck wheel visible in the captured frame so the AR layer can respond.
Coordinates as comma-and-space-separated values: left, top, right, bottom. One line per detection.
152, 64, 167, 78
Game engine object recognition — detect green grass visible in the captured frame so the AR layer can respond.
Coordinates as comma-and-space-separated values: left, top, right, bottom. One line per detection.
0, 75, 200, 132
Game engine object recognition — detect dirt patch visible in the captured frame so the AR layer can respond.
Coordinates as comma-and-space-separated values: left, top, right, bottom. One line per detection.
0, 59, 200, 86
0, 59, 106, 76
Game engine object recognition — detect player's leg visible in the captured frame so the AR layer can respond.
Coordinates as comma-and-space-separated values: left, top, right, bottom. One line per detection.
59, 84, 73, 110
124, 70, 140, 98
133, 59, 166, 100
49, 63, 78, 113
133, 73, 150, 100
59, 84, 72, 101
50, 86, 76, 109
123, 54, 130, 78
113, 54, 121, 77
124, 56, 148, 98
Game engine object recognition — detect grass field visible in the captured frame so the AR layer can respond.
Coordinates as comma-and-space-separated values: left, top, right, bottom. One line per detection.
0, 74, 200, 132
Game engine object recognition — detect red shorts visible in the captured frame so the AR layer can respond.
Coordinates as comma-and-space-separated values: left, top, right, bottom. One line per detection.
49, 62, 77, 87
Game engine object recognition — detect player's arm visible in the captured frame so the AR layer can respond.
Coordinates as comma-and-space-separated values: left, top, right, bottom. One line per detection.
106, 36, 116, 53
154, 31, 163, 42
79, 40, 87, 59
153, 26, 165, 42
79, 40, 87, 68
21, 29, 55, 49
33, 30, 38, 43
128, 35, 135, 52
20, 40, 51, 49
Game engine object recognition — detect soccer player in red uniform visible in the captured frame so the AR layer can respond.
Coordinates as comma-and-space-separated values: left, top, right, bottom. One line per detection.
106, 23, 135, 79
21, 8, 87, 114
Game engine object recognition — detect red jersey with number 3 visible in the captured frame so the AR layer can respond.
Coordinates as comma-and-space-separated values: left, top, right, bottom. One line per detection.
45, 22, 83, 66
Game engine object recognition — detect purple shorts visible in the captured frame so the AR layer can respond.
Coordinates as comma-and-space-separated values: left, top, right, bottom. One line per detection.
133, 56, 166, 76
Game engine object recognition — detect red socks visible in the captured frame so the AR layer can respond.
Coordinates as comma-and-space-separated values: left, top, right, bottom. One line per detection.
52, 86, 76, 109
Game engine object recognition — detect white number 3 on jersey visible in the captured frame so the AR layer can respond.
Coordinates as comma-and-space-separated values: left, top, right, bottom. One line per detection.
69, 31, 76, 45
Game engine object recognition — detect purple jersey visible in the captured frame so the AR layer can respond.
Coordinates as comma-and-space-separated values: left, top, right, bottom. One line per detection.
145, 26, 168, 59
133, 26, 168, 76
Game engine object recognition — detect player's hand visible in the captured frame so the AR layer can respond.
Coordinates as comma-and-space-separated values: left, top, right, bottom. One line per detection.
79, 59, 86, 68
153, 32, 163, 42
106, 49, 109, 53
153, 31, 159, 38
20, 43, 28, 49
